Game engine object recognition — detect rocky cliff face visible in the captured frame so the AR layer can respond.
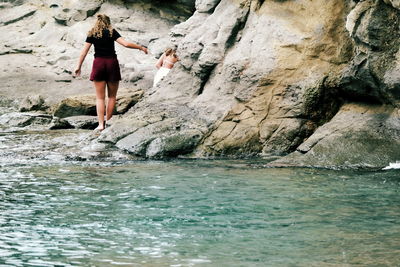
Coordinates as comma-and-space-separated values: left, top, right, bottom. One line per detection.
0, 0, 399, 168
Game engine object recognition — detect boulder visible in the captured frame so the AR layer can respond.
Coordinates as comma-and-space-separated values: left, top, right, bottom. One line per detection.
146, 129, 203, 158
269, 104, 400, 169
49, 117, 73, 130
52, 95, 96, 118
64, 115, 98, 129
19, 95, 48, 112
115, 118, 180, 156
116, 90, 144, 114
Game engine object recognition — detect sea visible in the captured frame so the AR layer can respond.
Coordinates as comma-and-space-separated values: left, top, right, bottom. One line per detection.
0, 153, 399, 266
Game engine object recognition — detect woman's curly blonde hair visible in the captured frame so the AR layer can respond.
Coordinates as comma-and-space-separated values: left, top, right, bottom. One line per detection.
88, 14, 113, 38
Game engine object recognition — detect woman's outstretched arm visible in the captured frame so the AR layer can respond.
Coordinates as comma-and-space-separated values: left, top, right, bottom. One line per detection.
116, 37, 148, 54
74, 42, 92, 77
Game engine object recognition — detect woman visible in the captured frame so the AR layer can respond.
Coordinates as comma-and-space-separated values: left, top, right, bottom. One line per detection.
153, 48, 179, 87
74, 14, 148, 131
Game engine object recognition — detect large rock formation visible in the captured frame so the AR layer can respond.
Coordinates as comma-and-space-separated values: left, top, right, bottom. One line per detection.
98, 0, 399, 168
0, 0, 399, 168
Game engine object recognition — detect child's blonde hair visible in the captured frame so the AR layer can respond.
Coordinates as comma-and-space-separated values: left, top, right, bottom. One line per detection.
165, 48, 177, 58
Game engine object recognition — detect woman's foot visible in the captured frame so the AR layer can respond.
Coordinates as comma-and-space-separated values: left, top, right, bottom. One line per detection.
94, 121, 106, 131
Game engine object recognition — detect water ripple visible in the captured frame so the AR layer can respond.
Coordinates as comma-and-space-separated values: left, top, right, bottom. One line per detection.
0, 162, 399, 266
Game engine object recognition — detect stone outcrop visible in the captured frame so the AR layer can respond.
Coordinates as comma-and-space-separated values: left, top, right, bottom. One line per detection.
52, 95, 97, 118
1, 0, 399, 168
100, 0, 356, 159
270, 104, 400, 169
271, 0, 400, 168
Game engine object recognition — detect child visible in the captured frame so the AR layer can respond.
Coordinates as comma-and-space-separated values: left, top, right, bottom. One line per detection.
153, 48, 179, 87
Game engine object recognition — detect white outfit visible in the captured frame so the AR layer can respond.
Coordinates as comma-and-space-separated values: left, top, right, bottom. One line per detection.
153, 67, 171, 86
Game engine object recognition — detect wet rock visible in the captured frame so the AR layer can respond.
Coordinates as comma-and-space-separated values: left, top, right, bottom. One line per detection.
115, 119, 179, 156
269, 104, 400, 169
49, 117, 73, 130
146, 129, 203, 158
64, 115, 98, 129
0, 112, 53, 128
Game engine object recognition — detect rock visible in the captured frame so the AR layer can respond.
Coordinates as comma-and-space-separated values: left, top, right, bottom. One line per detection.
0, 3, 36, 26
382, 0, 400, 10
261, 118, 314, 156
269, 104, 400, 169
51, 90, 143, 119
352, 1, 395, 49
116, 90, 144, 114
342, 0, 400, 105
146, 129, 203, 158
384, 49, 400, 101
52, 0, 103, 26
19, 95, 48, 112
64, 115, 98, 129
128, 72, 144, 83
345, 0, 375, 37
195, 0, 221, 13
115, 119, 179, 156
49, 117, 73, 130
52, 95, 96, 118
0, 112, 53, 128
122, 0, 195, 22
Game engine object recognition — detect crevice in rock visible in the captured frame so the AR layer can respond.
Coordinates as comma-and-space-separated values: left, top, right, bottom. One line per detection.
3, 9, 36, 25
86, 5, 101, 18
197, 65, 215, 95
254, 0, 265, 11
351, 6, 371, 38
304, 84, 344, 125
225, 6, 250, 49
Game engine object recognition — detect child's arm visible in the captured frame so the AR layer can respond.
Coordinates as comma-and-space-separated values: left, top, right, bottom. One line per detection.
155, 53, 165, 69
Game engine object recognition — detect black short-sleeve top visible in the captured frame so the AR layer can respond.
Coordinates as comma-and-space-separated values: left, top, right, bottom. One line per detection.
85, 29, 121, 58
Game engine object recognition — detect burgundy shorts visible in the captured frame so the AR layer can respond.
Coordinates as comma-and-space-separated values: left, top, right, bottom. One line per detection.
90, 57, 121, 82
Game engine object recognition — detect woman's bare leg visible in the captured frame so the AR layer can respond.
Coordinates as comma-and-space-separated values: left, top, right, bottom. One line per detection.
94, 80, 107, 130
106, 81, 119, 121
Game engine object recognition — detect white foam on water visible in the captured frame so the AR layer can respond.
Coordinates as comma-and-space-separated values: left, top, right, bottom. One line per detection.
383, 162, 400, 170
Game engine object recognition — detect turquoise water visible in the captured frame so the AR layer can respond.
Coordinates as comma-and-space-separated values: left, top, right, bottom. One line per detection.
0, 160, 399, 266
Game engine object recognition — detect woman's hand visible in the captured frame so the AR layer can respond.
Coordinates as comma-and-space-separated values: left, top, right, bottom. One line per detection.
74, 68, 81, 77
